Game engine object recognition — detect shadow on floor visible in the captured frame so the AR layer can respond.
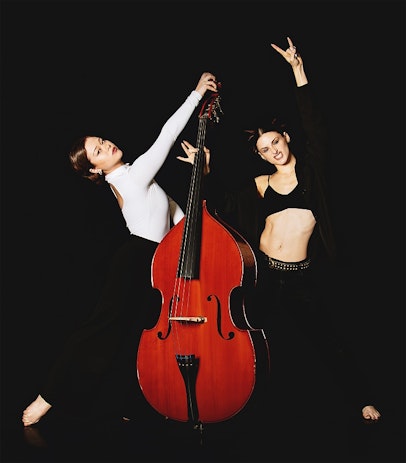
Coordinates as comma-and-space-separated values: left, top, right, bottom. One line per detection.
2, 401, 404, 463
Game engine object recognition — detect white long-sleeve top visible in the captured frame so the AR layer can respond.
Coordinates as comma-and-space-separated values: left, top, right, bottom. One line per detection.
105, 90, 202, 243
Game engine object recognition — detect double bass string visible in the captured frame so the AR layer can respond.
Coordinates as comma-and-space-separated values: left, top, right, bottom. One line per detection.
170, 114, 208, 355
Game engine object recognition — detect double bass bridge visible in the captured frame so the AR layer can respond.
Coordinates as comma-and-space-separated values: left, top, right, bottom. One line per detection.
169, 316, 207, 324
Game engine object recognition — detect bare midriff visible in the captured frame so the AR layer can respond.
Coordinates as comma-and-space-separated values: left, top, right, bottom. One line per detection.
259, 208, 316, 262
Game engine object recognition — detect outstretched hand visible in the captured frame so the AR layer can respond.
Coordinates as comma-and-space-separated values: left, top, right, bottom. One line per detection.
195, 72, 218, 98
271, 36, 302, 68
178, 140, 211, 175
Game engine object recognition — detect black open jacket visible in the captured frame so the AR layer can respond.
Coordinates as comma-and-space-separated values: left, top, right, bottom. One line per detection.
203, 83, 337, 268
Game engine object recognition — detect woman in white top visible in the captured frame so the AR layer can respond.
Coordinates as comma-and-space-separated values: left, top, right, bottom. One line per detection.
22, 72, 218, 427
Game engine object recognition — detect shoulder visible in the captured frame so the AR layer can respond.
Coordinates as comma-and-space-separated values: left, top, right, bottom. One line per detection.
254, 175, 269, 197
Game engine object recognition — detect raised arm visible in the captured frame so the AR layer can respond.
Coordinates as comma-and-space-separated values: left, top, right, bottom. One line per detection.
129, 72, 217, 183
272, 37, 327, 170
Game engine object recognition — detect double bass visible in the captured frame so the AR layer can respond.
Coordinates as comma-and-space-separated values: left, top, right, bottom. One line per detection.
136, 89, 269, 427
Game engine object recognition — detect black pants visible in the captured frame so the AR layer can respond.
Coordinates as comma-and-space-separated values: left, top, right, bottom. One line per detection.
244, 260, 375, 460
40, 235, 159, 419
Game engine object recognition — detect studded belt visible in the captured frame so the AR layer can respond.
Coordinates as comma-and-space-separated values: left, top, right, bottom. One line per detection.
263, 255, 311, 271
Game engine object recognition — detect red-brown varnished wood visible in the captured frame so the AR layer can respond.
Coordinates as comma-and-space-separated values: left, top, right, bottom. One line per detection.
137, 201, 266, 423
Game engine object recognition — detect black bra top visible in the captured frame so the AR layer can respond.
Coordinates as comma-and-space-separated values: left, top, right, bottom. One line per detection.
261, 175, 309, 218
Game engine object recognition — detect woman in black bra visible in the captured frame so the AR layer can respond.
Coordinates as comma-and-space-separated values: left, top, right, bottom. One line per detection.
179, 36, 380, 460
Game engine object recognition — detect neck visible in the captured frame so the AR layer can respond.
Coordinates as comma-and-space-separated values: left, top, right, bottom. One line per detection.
104, 161, 125, 175
276, 155, 296, 175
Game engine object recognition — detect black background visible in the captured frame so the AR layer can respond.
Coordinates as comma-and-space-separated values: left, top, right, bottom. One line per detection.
1, 0, 405, 461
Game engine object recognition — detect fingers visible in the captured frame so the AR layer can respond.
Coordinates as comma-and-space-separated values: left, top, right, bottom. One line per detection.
196, 72, 218, 95
178, 141, 197, 165
270, 42, 284, 55
204, 72, 217, 86
272, 36, 300, 64
287, 37, 298, 60
176, 155, 190, 163
179, 141, 210, 159
178, 141, 211, 173
202, 71, 216, 81
362, 405, 381, 421
271, 36, 295, 55
181, 140, 197, 154
181, 141, 210, 153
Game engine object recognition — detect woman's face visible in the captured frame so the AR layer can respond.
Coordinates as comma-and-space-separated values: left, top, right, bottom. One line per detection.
85, 137, 123, 174
256, 131, 291, 166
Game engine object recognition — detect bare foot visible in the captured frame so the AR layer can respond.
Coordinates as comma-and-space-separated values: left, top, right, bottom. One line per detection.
362, 405, 381, 421
22, 394, 52, 427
